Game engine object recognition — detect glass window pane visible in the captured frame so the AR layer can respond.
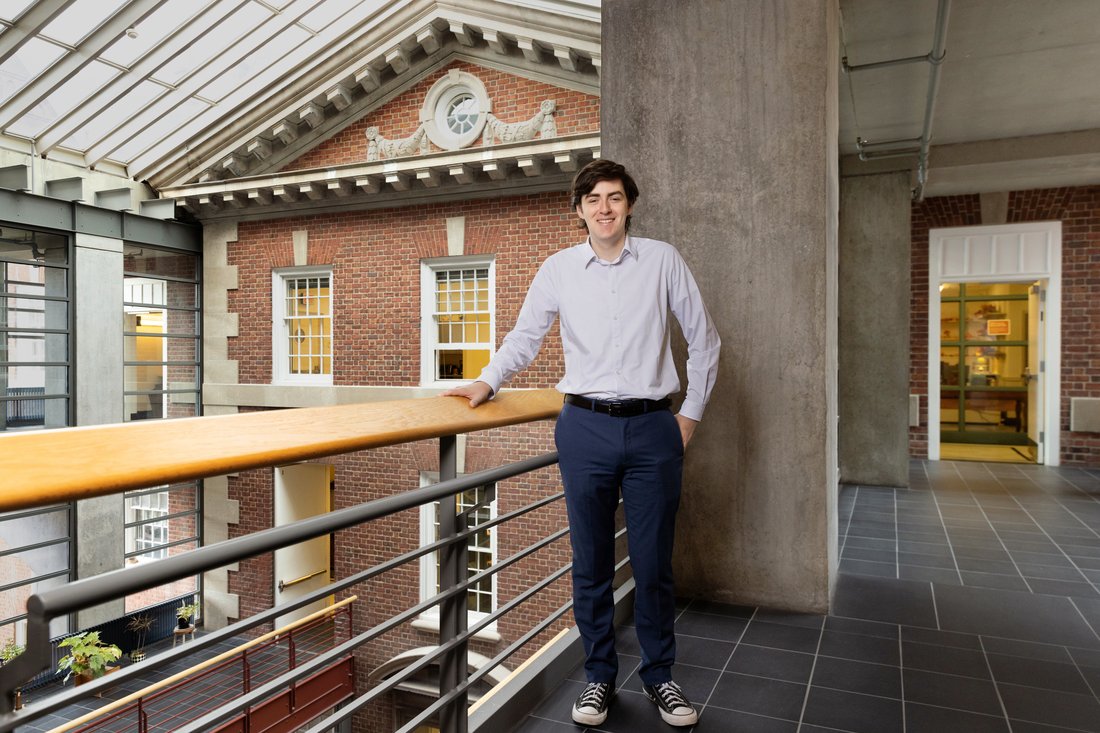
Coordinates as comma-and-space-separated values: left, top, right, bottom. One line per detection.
0, 38, 67, 106
7, 61, 119, 139
0, 230, 68, 264
940, 347, 960, 387
124, 335, 197, 362
2, 296, 69, 330
939, 283, 960, 297
123, 246, 198, 280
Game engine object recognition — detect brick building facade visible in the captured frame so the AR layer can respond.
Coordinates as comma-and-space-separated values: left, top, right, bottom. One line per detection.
210, 57, 598, 729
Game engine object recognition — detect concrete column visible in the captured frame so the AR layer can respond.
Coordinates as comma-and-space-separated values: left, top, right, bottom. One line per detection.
74, 233, 125, 627
838, 173, 911, 487
603, 0, 839, 612
201, 221, 241, 629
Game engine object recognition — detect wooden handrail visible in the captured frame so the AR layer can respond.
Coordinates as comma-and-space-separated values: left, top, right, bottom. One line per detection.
0, 390, 563, 514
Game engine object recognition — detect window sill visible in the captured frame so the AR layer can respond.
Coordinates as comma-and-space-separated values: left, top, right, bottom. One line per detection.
411, 615, 501, 642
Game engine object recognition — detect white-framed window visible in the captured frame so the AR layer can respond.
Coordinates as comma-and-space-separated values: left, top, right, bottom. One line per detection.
126, 489, 169, 561
273, 267, 333, 385
415, 473, 499, 637
420, 257, 494, 386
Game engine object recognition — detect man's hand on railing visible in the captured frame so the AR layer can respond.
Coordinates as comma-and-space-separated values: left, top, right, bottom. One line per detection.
441, 380, 493, 407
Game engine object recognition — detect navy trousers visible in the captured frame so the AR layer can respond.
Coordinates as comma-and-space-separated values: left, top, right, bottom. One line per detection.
554, 402, 684, 686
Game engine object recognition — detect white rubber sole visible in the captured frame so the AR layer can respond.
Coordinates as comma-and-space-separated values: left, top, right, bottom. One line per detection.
571, 706, 608, 726
644, 690, 699, 727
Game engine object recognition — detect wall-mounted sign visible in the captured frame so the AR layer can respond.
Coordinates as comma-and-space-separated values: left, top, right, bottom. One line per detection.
986, 319, 1011, 336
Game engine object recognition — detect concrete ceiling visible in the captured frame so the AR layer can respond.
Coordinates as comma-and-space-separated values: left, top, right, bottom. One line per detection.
838, 0, 1100, 196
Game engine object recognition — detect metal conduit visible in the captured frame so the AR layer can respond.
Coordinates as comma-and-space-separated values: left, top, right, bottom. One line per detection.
847, 0, 952, 200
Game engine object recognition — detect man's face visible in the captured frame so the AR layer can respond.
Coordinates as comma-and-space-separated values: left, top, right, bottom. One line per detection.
576, 179, 632, 249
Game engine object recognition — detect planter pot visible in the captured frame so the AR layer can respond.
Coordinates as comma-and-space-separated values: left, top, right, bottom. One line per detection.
130, 649, 146, 663
74, 665, 121, 696
177, 618, 191, 630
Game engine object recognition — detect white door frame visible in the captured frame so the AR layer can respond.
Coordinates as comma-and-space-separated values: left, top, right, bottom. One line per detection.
928, 222, 1062, 465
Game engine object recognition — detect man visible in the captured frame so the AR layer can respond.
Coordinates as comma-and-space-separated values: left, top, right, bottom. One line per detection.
443, 159, 720, 727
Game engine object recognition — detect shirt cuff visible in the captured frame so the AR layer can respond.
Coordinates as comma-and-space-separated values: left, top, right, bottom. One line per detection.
677, 399, 705, 423
476, 369, 502, 397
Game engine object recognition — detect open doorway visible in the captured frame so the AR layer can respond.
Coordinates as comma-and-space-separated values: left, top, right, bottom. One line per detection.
928, 222, 1061, 465
938, 281, 1039, 463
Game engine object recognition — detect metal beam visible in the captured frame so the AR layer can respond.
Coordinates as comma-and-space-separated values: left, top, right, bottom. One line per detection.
0, 0, 77, 67
0, 0, 169, 131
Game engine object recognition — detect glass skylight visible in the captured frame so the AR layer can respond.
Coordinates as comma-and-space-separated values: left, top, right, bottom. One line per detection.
0, 0, 592, 183
40, 0, 129, 46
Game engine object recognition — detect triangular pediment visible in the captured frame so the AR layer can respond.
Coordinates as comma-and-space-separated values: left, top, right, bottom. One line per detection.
158, 0, 599, 190
277, 58, 599, 174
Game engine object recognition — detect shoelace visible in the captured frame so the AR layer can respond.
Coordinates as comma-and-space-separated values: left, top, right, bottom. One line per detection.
577, 682, 609, 709
653, 682, 690, 710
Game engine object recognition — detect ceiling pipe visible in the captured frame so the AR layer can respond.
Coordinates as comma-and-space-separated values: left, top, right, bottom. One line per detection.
914, 0, 952, 201
845, 0, 952, 199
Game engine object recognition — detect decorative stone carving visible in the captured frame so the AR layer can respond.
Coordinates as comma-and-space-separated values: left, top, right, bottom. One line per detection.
366, 123, 431, 161
482, 100, 557, 146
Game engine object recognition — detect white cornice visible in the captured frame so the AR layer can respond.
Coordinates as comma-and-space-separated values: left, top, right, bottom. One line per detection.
160, 133, 600, 222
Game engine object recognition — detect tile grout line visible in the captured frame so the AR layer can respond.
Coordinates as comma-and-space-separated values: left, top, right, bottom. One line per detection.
898, 622, 907, 733
1066, 596, 1100, 645
838, 484, 860, 563
793, 615, 826, 733
976, 635, 1016, 732
926, 475, 965, 585
894, 488, 901, 580
957, 465, 1036, 594
997, 483, 1100, 597
691, 603, 754, 732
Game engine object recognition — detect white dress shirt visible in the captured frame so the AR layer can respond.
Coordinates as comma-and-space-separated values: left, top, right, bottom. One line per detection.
477, 236, 720, 421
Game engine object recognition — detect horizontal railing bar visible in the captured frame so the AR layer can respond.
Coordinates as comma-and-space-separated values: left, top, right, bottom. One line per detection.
0, 536, 68, 559
0, 451, 560, 719
122, 508, 197, 530
0, 389, 563, 513
31, 452, 559, 619
0, 504, 69, 522
174, 510, 580, 733
303, 530, 623, 733
0, 570, 68, 596
388, 547, 632, 733
396, 599, 577, 733
0, 574, 356, 725
122, 483, 195, 499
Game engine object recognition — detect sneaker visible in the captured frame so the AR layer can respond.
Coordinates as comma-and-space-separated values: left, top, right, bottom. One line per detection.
643, 680, 698, 726
572, 681, 612, 726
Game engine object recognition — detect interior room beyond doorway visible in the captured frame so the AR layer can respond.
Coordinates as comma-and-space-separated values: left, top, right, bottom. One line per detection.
939, 281, 1036, 463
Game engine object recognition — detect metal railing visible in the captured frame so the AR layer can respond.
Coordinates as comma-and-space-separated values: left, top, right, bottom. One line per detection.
60, 600, 355, 733
0, 390, 569, 733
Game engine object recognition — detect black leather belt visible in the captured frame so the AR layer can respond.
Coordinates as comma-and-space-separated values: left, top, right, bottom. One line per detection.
564, 394, 671, 417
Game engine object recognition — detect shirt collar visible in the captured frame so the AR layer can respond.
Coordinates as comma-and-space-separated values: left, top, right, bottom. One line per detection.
580, 236, 635, 267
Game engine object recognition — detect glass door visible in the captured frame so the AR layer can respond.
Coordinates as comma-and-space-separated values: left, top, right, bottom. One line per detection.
940, 282, 1034, 454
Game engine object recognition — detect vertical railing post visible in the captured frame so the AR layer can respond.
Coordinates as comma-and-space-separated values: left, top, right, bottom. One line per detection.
438, 433, 468, 733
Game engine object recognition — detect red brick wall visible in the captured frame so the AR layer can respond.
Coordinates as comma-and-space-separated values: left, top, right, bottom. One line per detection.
219, 61, 592, 728
284, 59, 600, 171
910, 186, 1100, 465
228, 192, 578, 386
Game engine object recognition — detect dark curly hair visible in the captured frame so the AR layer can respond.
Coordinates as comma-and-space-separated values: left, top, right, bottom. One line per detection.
571, 159, 640, 232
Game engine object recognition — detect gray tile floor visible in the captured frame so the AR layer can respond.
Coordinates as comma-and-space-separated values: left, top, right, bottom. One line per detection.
515, 459, 1100, 732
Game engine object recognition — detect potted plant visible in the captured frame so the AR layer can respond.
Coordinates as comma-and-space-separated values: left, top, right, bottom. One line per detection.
0, 641, 25, 709
175, 602, 199, 629
126, 614, 154, 662
56, 631, 122, 686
